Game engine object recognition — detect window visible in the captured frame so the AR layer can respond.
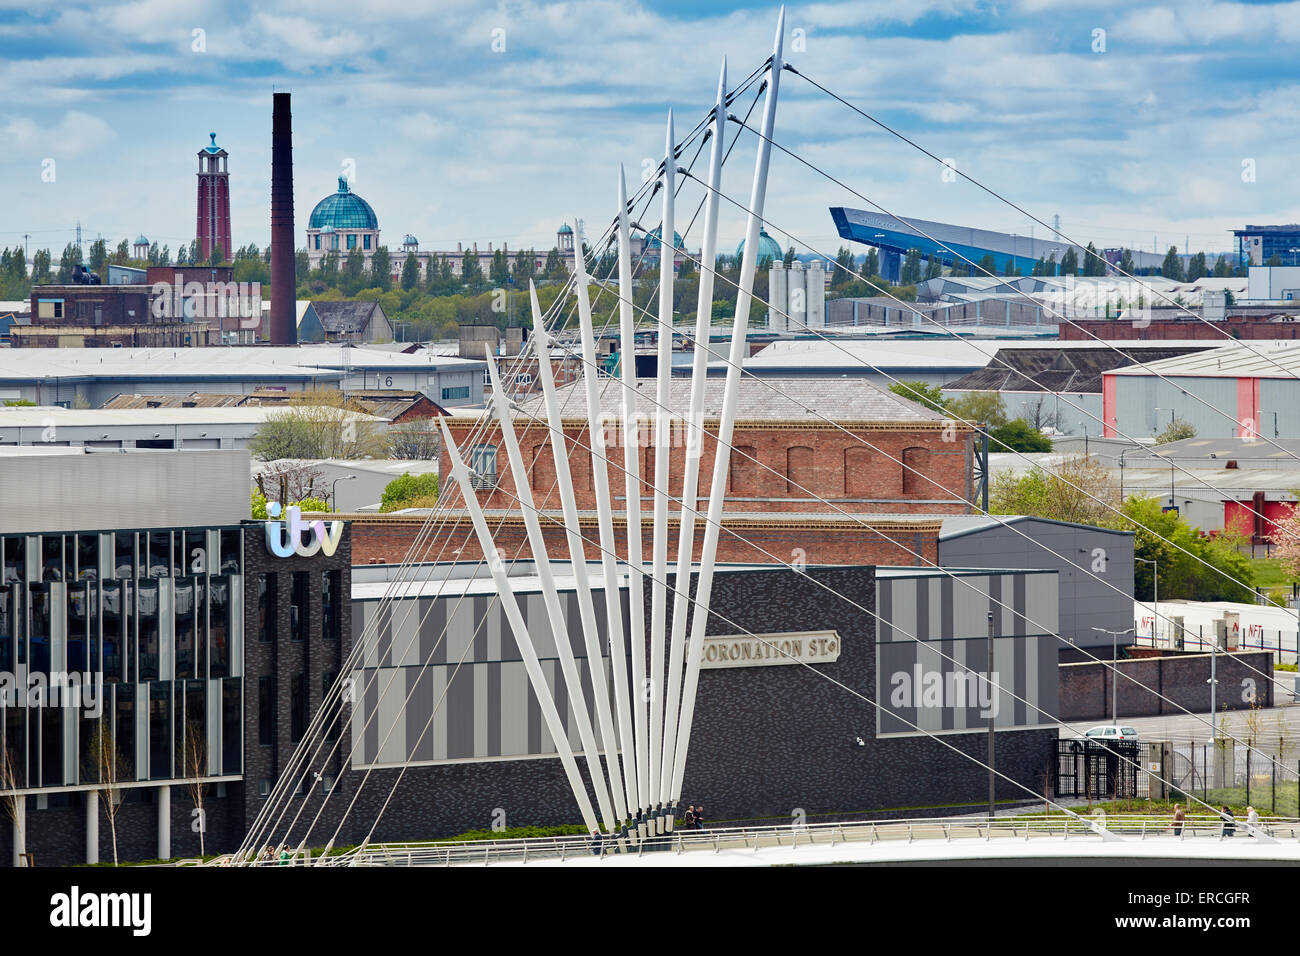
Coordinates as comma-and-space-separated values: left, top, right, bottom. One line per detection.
323, 671, 341, 741
363, 235, 371, 251
149, 682, 171, 780
322, 571, 340, 640
259, 779, 272, 798
290, 572, 308, 641
347, 234, 357, 250
729, 445, 758, 495
258, 676, 276, 746
844, 447, 873, 498
137, 581, 159, 681
175, 579, 195, 679
257, 574, 277, 642
256, 676, 274, 743
469, 444, 498, 490
290, 672, 308, 743
786, 446, 814, 494
209, 577, 229, 678
901, 447, 931, 495
441, 385, 471, 401
222, 678, 241, 774
314, 235, 321, 250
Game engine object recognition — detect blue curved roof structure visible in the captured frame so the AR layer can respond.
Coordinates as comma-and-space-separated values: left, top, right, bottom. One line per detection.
737, 227, 782, 264
309, 178, 379, 231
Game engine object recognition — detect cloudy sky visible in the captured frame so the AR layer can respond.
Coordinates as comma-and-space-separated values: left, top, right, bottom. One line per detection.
1, 0, 1297, 261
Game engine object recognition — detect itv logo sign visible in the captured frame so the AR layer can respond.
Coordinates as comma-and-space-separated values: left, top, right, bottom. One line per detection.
264, 503, 344, 558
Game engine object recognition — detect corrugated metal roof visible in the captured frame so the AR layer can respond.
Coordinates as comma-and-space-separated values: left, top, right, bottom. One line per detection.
0, 405, 385, 426
1109, 341, 1300, 379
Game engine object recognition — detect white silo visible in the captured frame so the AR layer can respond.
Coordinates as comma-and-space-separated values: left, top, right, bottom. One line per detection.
769, 260, 787, 331
806, 259, 825, 328
788, 259, 806, 331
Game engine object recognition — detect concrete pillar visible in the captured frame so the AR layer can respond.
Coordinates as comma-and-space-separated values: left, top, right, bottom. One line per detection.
86, 790, 99, 865
11, 798, 24, 867
788, 260, 806, 331
768, 261, 787, 331
157, 784, 171, 860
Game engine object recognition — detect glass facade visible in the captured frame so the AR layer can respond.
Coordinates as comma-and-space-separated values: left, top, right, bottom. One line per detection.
0, 527, 244, 790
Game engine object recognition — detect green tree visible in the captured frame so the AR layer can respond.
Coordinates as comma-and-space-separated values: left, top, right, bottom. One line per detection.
888, 380, 949, 414
1212, 255, 1231, 277
370, 246, 392, 290
864, 248, 879, 277
32, 248, 52, 284
900, 248, 923, 285
342, 248, 366, 294
1155, 418, 1196, 444
401, 252, 420, 291
88, 238, 107, 277
987, 418, 1051, 452
1119, 248, 1135, 275
57, 242, 83, 282
380, 472, 441, 512
1161, 245, 1184, 280
947, 391, 1008, 428
1060, 247, 1079, 275
1186, 251, 1207, 281
978, 253, 997, 276
924, 255, 943, 280
783, 246, 796, 267
489, 249, 509, 287
832, 246, 854, 288
543, 247, 565, 280
461, 250, 485, 293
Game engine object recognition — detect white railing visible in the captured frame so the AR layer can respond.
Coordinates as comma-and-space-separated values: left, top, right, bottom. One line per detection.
283, 814, 1300, 867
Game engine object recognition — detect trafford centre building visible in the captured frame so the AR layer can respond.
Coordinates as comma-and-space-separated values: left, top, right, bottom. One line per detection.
1, 447, 1062, 865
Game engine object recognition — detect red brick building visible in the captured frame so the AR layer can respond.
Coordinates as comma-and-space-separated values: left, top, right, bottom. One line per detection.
352, 377, 974, 567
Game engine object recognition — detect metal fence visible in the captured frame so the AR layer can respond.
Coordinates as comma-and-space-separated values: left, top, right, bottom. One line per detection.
1164, 739, 1300, 816
1053, 739, 1143, 801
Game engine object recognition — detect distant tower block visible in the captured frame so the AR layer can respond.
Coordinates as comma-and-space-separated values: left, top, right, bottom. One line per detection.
768, 260, 787, 331
196, 132, 231, 262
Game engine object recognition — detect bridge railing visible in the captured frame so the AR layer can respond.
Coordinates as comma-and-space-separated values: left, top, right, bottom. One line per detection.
282, 813, 1300, 867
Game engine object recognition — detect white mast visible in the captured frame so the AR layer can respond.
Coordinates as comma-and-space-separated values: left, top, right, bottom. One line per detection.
671, 8, 785, 803
437, 417, 600, 835
483, 356, 618, 834
529, 288, 628, 825
660, 58, 726, 823
616, 167, 651, 833
647, 112, 676, 833
573, 226, 640, 829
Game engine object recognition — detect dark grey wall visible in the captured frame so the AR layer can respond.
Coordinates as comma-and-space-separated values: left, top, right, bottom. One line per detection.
939, 519, 1134, 654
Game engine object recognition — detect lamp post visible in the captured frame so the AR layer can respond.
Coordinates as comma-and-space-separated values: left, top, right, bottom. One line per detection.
330, 474, 357, 510
987, 611, 995, 820
1134, 556, 1158, 644
1092, 627, 1135, 727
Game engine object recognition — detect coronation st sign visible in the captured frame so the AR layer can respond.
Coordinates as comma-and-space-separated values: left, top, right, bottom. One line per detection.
700, 630, 840, 669
264, 503, 345, 558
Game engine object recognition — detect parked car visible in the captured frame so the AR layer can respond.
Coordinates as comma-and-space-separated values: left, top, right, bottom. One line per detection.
1082, 725, 1140, 742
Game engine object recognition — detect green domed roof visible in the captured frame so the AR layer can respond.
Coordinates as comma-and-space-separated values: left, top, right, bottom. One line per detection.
309, 177, 379, 231
644, 225, 684, 254
134, 235, 149, 246
557, 223, 574, 234
736, 227, 782, 264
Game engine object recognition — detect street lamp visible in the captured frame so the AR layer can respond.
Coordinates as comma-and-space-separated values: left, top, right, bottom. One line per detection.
330, 474, 357, 510
1092, 627, 1135, 726
1134, 556, 1158, 644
